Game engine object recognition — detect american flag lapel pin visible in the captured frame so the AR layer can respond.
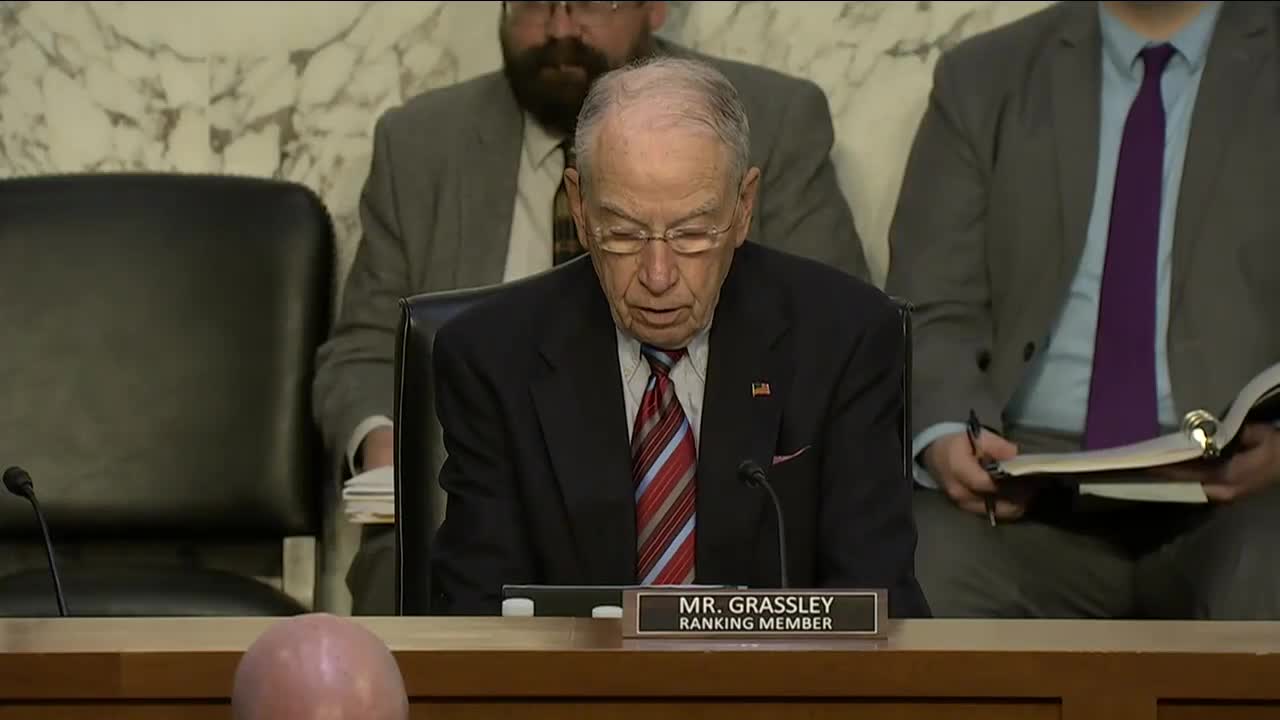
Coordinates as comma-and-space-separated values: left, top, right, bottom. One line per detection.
751, 382, 771, 398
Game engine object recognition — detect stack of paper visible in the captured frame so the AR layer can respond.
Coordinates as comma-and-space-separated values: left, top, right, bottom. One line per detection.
342, 466, 395, 524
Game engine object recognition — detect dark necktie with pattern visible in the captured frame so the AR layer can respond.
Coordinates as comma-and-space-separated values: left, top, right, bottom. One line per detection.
1083, 44, 1176, 450
552, 141, 584, 266
632, 345, 697, 585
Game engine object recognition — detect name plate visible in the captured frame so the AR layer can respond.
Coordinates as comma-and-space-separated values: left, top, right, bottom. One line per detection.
621, 588, 887, 639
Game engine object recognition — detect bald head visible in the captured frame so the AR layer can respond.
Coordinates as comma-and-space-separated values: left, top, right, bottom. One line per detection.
232, 613, 408, 720
572, 56, 751, 194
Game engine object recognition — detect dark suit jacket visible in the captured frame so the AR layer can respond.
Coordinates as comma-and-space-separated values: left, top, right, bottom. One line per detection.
428, 243, 929, 618
886, 1, 1280, 443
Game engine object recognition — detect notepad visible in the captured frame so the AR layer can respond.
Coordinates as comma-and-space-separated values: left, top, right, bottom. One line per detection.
990, 361, 1280, 503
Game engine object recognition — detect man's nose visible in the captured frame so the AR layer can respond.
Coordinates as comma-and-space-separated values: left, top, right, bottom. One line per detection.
547, 2, 577, 39
638, 241, 678, 294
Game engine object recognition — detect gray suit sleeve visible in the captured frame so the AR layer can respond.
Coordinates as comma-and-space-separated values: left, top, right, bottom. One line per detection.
884, 52, 1003, 438
312, 113, 410, 464
756, 79, 869, 280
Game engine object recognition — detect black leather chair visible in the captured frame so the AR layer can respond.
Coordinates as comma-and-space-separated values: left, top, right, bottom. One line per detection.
393, 262, 915, 615
0, 173, 334, 616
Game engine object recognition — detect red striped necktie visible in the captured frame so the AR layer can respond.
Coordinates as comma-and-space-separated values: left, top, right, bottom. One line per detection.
632, 344, 697, 586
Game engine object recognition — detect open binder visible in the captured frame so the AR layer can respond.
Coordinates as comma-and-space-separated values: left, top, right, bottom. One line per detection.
989, 361, 1280, 502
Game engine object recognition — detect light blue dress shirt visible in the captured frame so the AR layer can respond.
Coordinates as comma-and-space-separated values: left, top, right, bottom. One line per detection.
912, 1, 1223, 488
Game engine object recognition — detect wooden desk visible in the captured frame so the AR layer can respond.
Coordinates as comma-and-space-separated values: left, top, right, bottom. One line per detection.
0, 617, 1277, 719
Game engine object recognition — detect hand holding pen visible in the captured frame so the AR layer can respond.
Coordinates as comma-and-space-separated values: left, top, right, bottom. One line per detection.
967, 409, 1000, 527
919, 413, 1021, 522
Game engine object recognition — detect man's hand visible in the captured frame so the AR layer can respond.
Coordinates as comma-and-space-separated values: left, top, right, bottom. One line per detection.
1156, 423, 1280, 503
923, 430, 1028, 520
359, 427, 395, 473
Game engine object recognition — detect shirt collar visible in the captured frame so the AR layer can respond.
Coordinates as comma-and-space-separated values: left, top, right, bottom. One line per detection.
522, 112, 568, 170
1098, 1, 1222, 77
617, 317, 713, 383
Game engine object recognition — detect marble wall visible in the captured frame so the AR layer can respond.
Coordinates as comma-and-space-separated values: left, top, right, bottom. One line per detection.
0, 0, 1053, 286
0, 0, 1054, 611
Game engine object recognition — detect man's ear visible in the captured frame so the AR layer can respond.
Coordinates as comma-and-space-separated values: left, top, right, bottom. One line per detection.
733, 166, 761, 249
564, 167, 588, 251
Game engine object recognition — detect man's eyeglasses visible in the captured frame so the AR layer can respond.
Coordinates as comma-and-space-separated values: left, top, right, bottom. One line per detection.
586, 195, 742, 256
504, 2, 624, 28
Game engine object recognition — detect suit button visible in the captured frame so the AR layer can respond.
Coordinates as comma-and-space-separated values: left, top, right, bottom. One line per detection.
1023, 342, 1036, 361
976, 350, 991, 372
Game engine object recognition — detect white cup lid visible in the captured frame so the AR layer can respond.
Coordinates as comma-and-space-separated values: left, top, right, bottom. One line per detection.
591, 604, 623, 619
501, 597, 535, 617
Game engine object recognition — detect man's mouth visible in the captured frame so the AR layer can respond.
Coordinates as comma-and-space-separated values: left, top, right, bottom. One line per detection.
540, 63, 585, 76
636, 307, 683, 326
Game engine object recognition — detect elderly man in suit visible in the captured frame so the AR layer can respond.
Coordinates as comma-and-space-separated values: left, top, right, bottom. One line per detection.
314, 0, 867, 614
886, 0, 1280, 620
427, 56, 928, 618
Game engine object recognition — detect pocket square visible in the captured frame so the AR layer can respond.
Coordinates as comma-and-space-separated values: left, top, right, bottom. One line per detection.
772, 445, 811, 466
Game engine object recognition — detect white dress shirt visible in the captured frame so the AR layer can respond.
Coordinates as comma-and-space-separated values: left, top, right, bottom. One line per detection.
616, 324, 711, 449
502, 112, 567, 282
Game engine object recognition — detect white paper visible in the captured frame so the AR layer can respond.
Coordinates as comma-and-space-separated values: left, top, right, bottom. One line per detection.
1079, 481, 1208, 504
342, 465, 393, 493
997, 432, 1202, 477
342, 466, 395, 523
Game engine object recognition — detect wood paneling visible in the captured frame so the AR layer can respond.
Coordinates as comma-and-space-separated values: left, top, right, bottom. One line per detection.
1160, 703, 1280, 720
0, 705, 226, 720
412, 701, 1061, 720
0, 617, 1277, 720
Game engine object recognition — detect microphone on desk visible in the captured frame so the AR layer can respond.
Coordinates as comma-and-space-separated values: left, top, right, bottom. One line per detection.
737, 459, 789, 589
3, 466, 69, 617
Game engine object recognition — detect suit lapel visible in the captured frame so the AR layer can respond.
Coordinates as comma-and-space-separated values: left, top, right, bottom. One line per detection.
456, 76, 523, 289
530, 260, 637, 583
1050, 5, 1103, 289
694, 246, 790, 585
1171, 3, 1272, 312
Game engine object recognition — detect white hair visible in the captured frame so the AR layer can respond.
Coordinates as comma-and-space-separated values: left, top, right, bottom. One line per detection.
572, 55, 751, 190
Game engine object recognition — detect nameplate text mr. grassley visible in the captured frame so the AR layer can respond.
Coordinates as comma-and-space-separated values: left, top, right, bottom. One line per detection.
678, 595, 835, 631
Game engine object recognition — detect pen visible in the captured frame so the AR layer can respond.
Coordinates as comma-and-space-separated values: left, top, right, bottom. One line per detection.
967, 409, 998, 528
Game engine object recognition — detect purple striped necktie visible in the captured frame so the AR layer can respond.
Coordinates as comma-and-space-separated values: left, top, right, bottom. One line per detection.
631, 345, 696, 585
1083, 43, 1176, 451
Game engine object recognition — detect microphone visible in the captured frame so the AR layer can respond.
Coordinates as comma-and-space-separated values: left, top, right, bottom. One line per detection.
3, 467, 69, 617
737, 459, 789, 589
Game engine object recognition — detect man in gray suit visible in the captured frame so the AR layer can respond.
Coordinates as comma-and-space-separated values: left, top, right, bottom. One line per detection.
314, 0, 867, 614
887, 0, 1280, 620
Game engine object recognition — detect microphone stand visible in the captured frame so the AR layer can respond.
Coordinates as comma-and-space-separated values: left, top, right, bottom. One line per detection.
26, 490, 68, 617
